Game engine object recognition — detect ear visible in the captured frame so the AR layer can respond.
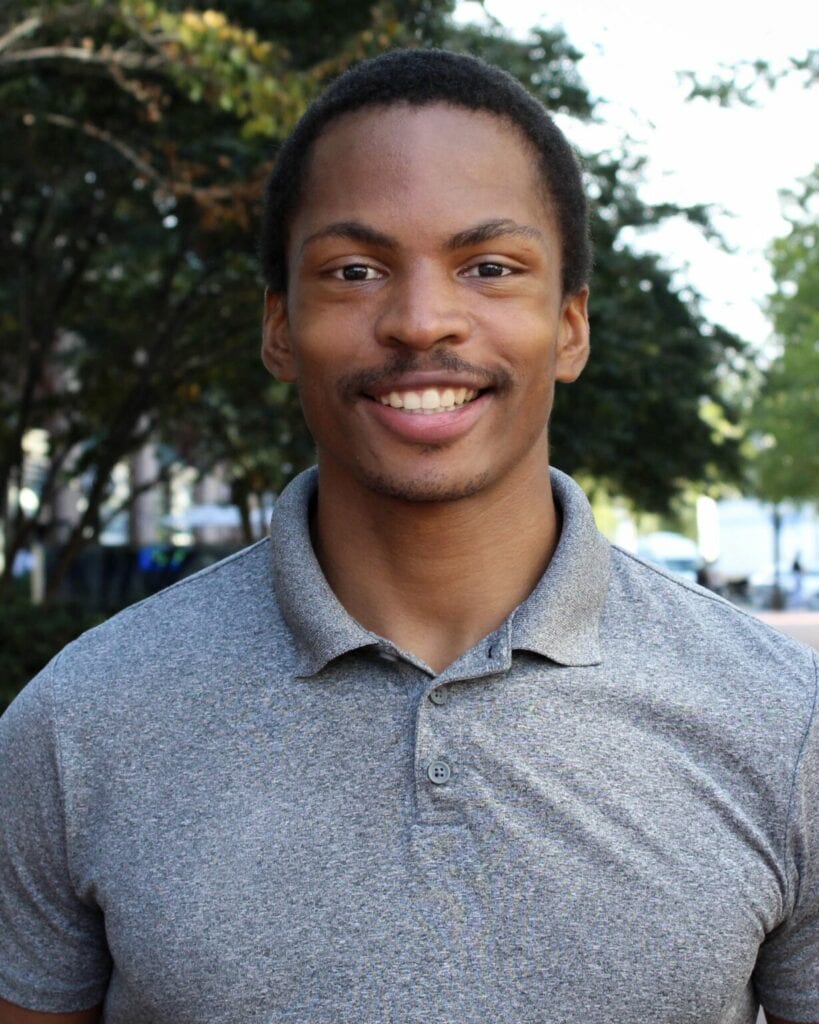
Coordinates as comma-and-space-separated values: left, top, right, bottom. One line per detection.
261, 288, 297, 382
555, 285, 590, 383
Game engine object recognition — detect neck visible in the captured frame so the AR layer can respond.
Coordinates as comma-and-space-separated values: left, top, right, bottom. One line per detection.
312, 458, 560, 673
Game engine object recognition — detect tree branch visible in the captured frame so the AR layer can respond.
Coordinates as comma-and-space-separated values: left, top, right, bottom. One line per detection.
34, 113, 247, 208
0, 16, 42, 54
40, 112, 163, 184
0, 44, 164, 74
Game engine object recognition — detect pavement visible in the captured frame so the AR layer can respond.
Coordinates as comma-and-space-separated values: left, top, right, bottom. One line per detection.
752, 609, 819, 652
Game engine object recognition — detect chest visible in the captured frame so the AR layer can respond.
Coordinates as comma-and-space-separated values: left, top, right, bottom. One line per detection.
75, 671, 784, 1023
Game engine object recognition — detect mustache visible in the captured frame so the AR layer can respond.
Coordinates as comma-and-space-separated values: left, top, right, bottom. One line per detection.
337, 349, 513, 400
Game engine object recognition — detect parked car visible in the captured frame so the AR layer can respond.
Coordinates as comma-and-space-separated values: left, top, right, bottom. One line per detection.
747, 564, 819, 610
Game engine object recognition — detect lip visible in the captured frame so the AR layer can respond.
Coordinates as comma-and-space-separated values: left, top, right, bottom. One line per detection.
362, 389, 493, 445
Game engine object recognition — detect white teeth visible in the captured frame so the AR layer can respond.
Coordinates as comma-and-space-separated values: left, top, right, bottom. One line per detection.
378, 387, 479, 412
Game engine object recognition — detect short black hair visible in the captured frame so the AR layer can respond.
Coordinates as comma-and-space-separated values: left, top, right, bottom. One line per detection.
260, 48, 591, 296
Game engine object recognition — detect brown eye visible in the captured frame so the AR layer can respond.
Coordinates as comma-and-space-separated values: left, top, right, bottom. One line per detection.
332, 264, 380, 281
463, 262, 511, 278
342, 265, 369, 280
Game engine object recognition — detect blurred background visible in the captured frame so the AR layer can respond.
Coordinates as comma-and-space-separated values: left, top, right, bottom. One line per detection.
2, 0, 817, 710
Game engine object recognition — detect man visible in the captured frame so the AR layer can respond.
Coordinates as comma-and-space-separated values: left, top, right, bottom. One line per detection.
0, 49, 816, 1024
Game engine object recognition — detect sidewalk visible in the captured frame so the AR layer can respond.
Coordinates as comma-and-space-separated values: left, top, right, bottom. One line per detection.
753, 609, 819, 652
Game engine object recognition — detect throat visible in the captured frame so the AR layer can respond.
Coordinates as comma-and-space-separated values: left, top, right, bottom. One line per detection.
312, 481, 560, 672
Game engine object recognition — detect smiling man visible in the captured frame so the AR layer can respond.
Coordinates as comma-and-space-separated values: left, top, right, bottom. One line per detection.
0, 49, 817, 1024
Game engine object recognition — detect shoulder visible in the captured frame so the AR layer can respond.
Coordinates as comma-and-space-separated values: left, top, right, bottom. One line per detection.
609, 543, 814, 653
600, 547, 819, 830
606, 544, 817, 713
21, 538, 294, 718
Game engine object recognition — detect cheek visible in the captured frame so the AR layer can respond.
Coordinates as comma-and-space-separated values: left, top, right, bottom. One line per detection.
292, 375, 333, 449
289, 300, 366, 370
497, 322, 559, 384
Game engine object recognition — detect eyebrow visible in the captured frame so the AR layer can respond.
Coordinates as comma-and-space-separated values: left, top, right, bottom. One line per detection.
445, 219, 545, 251
300, 221, 399, 254
300, 218, 544, 255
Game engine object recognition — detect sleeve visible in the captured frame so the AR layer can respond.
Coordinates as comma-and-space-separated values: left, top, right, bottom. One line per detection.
0, 658, 111, 1012
754, 651, 819, 1021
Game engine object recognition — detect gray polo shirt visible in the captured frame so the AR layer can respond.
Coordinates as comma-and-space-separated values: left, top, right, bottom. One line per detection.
1, 468, 817, 1023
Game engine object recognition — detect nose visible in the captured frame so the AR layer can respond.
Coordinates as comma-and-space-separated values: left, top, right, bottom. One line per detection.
374, 262, 470, 351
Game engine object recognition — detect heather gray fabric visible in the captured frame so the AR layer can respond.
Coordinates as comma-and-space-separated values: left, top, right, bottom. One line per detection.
1, 467, 817, 1024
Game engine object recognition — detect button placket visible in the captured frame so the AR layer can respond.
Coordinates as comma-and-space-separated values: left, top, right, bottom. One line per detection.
414, 680, 460, 819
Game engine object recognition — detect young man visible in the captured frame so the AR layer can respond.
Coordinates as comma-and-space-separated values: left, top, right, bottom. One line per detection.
0, 49, 816, 1024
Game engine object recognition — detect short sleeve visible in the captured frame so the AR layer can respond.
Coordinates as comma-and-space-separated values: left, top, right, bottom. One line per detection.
754, 651, 819, 1020
0, 659, 111, 1011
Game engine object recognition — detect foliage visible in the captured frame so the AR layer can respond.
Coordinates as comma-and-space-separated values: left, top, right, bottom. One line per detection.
431, 18, 595, 120
551, 149, 746, 511
749, 168, 819, 504
1, 0, 748, 596
678, 49, 817, 106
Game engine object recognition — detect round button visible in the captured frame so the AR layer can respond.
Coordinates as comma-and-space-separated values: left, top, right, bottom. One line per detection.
428, 687, 448, 706
427, 760, 451, 785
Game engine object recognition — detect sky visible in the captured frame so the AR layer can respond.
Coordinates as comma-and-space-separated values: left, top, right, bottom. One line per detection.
454, 0, 817, 351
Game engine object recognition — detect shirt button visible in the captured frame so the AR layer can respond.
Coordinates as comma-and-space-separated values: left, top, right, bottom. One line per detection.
428, 687, 448, 705
378, 649, 398, 662
427, 760, 451, 785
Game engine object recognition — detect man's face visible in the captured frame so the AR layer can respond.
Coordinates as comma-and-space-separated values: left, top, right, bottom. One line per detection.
263, 103, 589, 504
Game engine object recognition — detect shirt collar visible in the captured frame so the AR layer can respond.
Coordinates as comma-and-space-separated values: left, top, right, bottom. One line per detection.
268, 467, 381, 677
269, 466, 610, 676
509, 468, 610, 667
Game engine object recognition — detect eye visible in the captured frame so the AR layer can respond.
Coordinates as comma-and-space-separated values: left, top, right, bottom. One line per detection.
330, 263, 382, 282
462, 262, 513, 278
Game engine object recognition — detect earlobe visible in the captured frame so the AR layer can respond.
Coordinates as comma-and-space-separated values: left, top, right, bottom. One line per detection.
555, 286, 590, 383
261, 289, 298, 382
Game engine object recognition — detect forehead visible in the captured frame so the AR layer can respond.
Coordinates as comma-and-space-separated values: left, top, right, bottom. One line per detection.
292, 103, 553, 240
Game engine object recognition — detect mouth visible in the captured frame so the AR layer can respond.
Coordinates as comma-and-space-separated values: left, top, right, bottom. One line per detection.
360, 381, 493, 447
373, 386, 482, 415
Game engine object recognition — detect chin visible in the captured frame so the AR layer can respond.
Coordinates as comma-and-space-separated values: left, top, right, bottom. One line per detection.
360, 467, 493, 504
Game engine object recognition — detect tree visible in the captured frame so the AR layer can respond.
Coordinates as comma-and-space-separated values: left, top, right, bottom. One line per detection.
551, 151, 745, 511
747, 168, 819, 603
677, 47, 818, 604
678, 49, 817, 107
